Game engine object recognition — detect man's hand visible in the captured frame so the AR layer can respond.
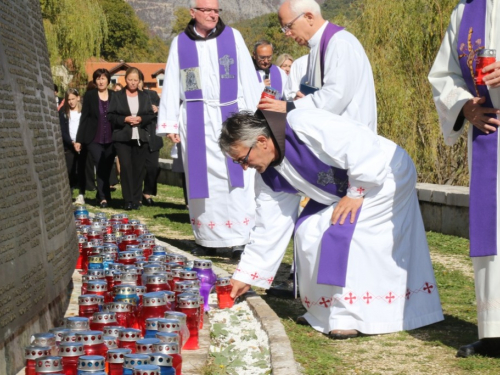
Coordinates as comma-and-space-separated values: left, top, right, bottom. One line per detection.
257, 97, 287, 113
74, 142, 81, 152
294, 91, 305, 100
462, 97, 500, 134
230, 278, 251, 299
167, 134, 181, 143
483, 61, 500, 88
331, 196, 364, 225
152, 105, 158, 114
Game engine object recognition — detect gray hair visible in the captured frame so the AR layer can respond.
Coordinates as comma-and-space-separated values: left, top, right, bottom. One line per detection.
253, 40, 274, 54
283, 0, 321, 17
219, 111, 271, 154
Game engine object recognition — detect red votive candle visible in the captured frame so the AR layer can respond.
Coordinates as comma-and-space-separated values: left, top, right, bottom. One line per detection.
25, 346, 51, 375
106, 348, 132, 375
78, 294, 101, 319
152, 343, 181, 375
34, 356, 63, 374
138, 292, 168, 335
90, 311, 117, 331
117, 328, 142, 353
216, 277, 234, 309
58, 342, 84, 375
176, 298, 200, 350
77, 236, 86, 270
146, 274, 170, 293
75, 331, 107, 357
476, 49, 496, 85
105, 302, 133, 328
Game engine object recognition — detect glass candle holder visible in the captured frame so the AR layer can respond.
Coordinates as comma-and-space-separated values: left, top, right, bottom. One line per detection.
146, 274, 170, 293
168, 255, 186, 266
103, 335, 118, 350
176, 298, 200, 350
119, 235, 138, 252
75, 331, 107, 357
119, 224, 134, 236
86, 280, 112, 304
154, 332, 180, 347
64, 317, 90, 332
50, 327, 71, 346
25, 346, 51, 375
475, 49, 496, 85
106, 348, 132, 375
78, 295, 101, 319
182, 289, 204, 329
76, 355, 105, 374
31, 333, 57, 356
102, 326, 124, 338
163, 312, 188, 349
117, 328, 142, 353
132, 365, 161, 375
105, 302, 133, 328
58, 342, 84, 375
77, 236, 87, 270
215, 277, 234, 309
192, 260, 217, 312
122, 354, 150, 375
156, 319, 182, 347
138, 292, 168, 335
34, 356, 63, 374
148, 353, 175, 375
144, 318, 161, 339
136, 338, 161, 354
151, 343, 181, 375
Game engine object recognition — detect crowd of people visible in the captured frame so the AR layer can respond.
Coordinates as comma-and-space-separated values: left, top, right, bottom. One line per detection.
58, 0, 500, 359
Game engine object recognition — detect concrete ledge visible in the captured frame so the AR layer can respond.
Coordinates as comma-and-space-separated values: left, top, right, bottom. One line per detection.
158, 159, 183, 188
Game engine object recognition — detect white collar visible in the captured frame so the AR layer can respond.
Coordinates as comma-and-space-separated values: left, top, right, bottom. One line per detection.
194, 25, 217, 38
308, 21, 328, 49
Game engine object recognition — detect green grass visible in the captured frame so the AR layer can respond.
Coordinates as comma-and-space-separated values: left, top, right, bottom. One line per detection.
74, 184, 500, 374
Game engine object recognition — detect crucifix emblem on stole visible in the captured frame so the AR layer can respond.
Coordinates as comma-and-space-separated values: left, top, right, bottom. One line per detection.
219, 54, 235, 79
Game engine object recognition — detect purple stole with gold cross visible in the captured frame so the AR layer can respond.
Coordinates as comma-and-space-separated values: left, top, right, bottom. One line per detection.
458, 0, 497, 257
177, 27, 244, 199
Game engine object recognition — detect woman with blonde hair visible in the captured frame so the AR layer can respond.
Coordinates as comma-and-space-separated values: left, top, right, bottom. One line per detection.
276, 53, 294, 75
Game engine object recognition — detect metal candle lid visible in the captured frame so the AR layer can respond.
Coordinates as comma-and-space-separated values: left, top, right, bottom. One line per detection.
114, 285, 137, 295
478, 48, 496, 57
146, 274, 168, 285
108, 263, 124, 271
103, 234, 117, 243
136, 285, 147, 296
174, 281, 192, 293
103, 253, 115, 262
133, 365, 161, 375
177, 297, 200, 309
105, 302, 131, 313
87, 270, 105, 278
77, 355, 106, 371
216, 277, 231, 286
110, 214, 122, 221
129, 219, 141, 226
120, 224, 133, 232
118, 328, 141, 342
88, 229, 102, 237
149, 353, 173, 367
89, 239, 104, 247
60, 331, 78, 343
145, 318, 162, 331
155, 332, 179, 344
118, 251, 137, 261
134, 223, 147, 231
103, 243, 118, 253
75, 331, 104, 345
79, 294, 103, 306
157, 319, 180, 333
24, 346, 51, 360
148, 255, 166, 263
90, 246, 104, 255
65, 317, 89, 331
92, 311, 117, 324
135, 260, 147, 270
168, 254, 186, 264
123, 234, 137, 242
192, 260, 213, 269
35, 356, 63, 373
49, 327, 71, 342
152, 342, 179, 355
58, 342, 84, 357
103, 335, 118, 349
143, 265, 165, 275
126, 244, 140, 252
88, 255, 103, 263
103, 326, 124, 337
123, 353, 150, 369
87, 280, 107, 292
120, 273, 138, 285
31, 333, 56, 347
184, 288, 200, 296
140, 233, 155, 241
82, 274, 98, 283
179, 270, 198, 280
171, 269, 183, 278
78, 236, 87, 244
152, 245, 166, 253
163, 291, 175, 303
143, 292, 166, 306
136, 338, 161, 354
107, 348, 132, 364
164, 311, 187, 324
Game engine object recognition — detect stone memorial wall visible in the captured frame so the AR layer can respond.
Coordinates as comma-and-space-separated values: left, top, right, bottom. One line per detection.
0, 0, 78, 373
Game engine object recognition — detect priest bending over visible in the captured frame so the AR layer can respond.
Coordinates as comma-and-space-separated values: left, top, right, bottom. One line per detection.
219, 109, 443, 339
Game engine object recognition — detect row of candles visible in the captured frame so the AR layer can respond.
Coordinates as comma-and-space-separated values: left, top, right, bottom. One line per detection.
25, 206, 234, 375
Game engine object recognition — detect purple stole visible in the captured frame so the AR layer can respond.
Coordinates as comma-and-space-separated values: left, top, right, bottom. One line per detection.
256, 65, 283, 99
320, 23, 345, 82
457, 0, 497, 257
261, 123, 357, 287
177, 27, 244, 199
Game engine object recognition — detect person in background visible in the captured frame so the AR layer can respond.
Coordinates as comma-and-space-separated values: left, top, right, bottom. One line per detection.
107, 67, 155, 210
113, 83, 124, 91
253, 40, 288, 100
74, 69, 115, 208
138, 72, 163, 206
59, 88, 82, 191
54, 84, 64, 111
276, 53, 294, 75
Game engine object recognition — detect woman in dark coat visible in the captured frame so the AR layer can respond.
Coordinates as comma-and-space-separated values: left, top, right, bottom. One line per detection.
107, 67, 155, 210
74, 69, 115, 208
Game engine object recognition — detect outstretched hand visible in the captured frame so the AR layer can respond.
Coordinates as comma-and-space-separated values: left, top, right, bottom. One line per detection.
230, 278, 251, 299
462, 97, 500, 134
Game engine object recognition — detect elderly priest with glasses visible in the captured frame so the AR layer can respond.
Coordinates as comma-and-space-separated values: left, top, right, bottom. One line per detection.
157, 0, 262, 260
220, 109, 444, 339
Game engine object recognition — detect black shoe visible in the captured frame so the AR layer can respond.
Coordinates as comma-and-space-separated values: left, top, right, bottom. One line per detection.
191, 246, 217, 256
132, 203, 141, 210
142, 196, 154, 206
231, 245, 245, 260
100, 201, 108, 208
265, 279, 298, 299
457, 339, 500, 358
124, 202, 133, 210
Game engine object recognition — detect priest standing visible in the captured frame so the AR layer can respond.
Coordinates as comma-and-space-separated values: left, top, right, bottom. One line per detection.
157, 0, 262, 259
258, 0, 377, 134
253, 40, 288, 100
429, 0, 500, 358
219, 109, 443, 339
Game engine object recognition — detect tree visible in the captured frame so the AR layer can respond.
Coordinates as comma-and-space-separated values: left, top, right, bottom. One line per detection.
171, 8, 192, 36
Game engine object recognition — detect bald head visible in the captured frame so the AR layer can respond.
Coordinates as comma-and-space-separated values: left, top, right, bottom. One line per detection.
278, 0, 325, 46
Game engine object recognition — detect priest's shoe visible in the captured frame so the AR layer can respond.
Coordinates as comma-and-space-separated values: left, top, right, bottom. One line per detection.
457, 338, 500, 358
100, 200, 108, 209
328, 329, 360, 340
124, 202, 133, 210
296, 316, 310, 326
231, 245, 245, 260
142, 196, 154, 206
191, 246, 217, 256
265, 279, 298, 299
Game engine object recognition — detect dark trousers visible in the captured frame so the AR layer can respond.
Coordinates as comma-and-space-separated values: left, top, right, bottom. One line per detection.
85, 142, 115, 202
141, 150, 160, 196
114, 140, 148, 204
64, 148, 79, 188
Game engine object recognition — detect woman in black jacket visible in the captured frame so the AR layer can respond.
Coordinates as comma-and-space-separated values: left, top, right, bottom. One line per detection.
107, 67, 155, 210
74, 68, 115, 208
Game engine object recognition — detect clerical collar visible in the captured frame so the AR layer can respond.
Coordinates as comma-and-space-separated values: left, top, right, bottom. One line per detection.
307, 20, 328, 49
184, 18, 226, 41
255, 110, 287, 166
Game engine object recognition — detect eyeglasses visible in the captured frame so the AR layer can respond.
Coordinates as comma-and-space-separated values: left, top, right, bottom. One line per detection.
257, 55, 273, 61
233, 146, 253, 165
193, 7, 222, 14
281, 12, 305, 33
